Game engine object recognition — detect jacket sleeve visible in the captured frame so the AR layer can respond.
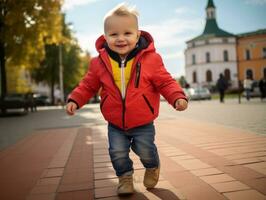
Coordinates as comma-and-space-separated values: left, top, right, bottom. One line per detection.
151, 53, 187, 107
67, 58, 101, 108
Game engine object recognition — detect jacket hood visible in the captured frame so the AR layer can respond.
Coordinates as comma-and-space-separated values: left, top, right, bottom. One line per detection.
95, 30, 155, 54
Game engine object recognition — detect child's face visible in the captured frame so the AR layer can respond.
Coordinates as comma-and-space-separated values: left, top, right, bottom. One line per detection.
104, 15, 140, 59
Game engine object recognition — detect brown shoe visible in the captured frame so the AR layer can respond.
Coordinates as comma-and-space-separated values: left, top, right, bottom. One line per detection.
117, 175, 134, 195
143, 166, 160, 188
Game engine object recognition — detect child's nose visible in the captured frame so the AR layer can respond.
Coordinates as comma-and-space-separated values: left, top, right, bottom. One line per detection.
117, 35, 125, 41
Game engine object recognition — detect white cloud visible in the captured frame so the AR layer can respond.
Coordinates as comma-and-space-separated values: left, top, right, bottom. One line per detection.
175, 7, 191, 15
245, 0, 266, 5
162, 51, 184, 60
141, 18, 203, 49
76, 32, 101, 56
62, 0, 101, 11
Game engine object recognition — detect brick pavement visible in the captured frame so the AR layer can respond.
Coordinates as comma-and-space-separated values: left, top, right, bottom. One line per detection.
0, 117, 265, 200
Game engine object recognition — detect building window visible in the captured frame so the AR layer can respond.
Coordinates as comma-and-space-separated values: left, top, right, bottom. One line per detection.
223, 38, 228, 43
192, 54, 196, 65
223, 50, 228, 62
245, 49, 251, 60
206, 52, 210, 63
263, 48, 266, 59
246, 69, 253, 79
193, 71, 197, 83
206, 70, 212, 82
224, 69, 231, 80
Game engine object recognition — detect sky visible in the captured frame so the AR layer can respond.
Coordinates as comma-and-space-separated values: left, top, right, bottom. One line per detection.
63, 0, 266, 78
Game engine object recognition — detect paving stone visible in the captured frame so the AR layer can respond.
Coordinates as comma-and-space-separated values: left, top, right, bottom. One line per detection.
42, 168, 64, 178
94, 172, 117, 180
37, 177, 61, 186
224, 189, 266, 200
200, 174, 235, 184
26, 193, 56, 200
30, 184, 58, 194
210, 181, 250, 193
245, 178, 266, 195
95, 186, 117, 198
190, 167, 223, 176
94, 178, 118, 188
55, 190, 94, 200
180, 184, 228, 200
174, 158, 211, 170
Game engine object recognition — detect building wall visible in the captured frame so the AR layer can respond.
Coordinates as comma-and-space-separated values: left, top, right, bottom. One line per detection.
237, 34, 266, 81
185, 37, 238, 88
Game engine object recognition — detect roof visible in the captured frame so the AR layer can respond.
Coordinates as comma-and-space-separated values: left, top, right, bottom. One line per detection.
206, 0, 215, 9
187, 19, 235, 43
237, 29, 266, 37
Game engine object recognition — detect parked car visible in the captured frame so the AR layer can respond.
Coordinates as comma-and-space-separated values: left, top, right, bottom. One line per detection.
242, 81, 261, 98
0, 93, 29, 114
184, 87, 212, 100
33, 94, 51, 106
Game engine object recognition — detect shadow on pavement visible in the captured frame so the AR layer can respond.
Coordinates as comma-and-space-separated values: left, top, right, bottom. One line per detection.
148, 188, 182, 199
0, 112, 28, 117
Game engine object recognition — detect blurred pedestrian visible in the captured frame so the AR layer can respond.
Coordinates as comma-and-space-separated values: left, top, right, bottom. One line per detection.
243, 74, 253, 101
259, 75, 266, 101
65, 3, 188, 196
216, 73, 228, 103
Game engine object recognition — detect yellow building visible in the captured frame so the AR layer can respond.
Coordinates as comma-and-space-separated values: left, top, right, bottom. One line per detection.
237, 29, 266, 82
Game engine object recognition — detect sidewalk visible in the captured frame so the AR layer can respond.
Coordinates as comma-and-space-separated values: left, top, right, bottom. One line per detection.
0, 117, 265, 200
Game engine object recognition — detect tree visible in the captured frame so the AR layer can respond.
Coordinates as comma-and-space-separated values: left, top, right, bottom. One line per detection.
0, 0, 62, 98
31, 14, 89, 105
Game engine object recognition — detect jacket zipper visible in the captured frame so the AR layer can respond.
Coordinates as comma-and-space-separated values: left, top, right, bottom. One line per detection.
100, 55, 142, 129
121, 59, 126, 99
142, 94, 154, 114
134, 62, 141, 88
99, 56, 125, 128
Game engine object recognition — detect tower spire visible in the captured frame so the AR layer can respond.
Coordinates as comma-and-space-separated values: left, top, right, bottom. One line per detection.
206, 0, 216, 19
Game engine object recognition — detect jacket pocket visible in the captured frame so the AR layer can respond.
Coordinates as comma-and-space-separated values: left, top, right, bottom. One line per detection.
134, 62, 141, 88
100, 95, 108, 111
142, 94, 154, 114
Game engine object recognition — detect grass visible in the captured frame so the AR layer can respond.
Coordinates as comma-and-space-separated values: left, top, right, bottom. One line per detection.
211, 93, 240, 100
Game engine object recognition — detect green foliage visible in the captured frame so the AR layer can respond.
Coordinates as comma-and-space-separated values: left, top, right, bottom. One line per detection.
31, 14, 89, 100
1, 0, 62, 94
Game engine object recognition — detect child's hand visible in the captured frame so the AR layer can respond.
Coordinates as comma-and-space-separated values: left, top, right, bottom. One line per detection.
175, 99, 188, 111
66, 102, 78, 115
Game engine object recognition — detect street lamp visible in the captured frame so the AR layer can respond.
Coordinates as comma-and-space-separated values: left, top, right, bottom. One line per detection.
59, 43, 64, 107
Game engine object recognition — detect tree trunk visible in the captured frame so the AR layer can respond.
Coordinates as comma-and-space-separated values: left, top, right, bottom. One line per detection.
0, 41, 6, 99
50, 65, 55, 105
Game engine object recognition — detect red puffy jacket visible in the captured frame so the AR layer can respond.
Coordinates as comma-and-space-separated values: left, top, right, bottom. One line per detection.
68, 31, 187, 130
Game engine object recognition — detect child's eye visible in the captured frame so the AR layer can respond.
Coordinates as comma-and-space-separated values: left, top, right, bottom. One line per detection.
110, 33, 117, 36
125, 32, 132, 35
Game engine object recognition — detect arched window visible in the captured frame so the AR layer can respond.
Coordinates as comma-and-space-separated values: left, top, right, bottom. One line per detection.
206, 70, 212, 82
192, 54, 196, 65
245, 49, 251, 60
224, 69, 231, 80
206, 52, 210, 63
246, 69, 253, 79
223, 50, 228, 62
193, 71, 197, 83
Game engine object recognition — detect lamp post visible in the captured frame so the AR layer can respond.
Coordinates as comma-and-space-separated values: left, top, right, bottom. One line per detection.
59, 43, 64, 108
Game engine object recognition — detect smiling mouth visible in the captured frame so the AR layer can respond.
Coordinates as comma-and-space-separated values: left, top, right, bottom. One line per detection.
116, 44, 127, 48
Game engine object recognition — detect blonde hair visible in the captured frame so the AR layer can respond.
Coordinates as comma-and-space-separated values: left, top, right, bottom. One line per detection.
104, 3, 139, 31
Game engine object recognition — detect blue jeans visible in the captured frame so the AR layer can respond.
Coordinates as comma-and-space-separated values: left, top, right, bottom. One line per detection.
107, 123, 160, 177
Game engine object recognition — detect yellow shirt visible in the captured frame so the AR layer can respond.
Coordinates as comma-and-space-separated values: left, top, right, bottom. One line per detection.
110, 57, 134, 98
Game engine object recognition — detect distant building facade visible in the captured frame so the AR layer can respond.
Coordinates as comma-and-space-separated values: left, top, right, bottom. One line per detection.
185, 0, 238, 89
237, 29, 266, 82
